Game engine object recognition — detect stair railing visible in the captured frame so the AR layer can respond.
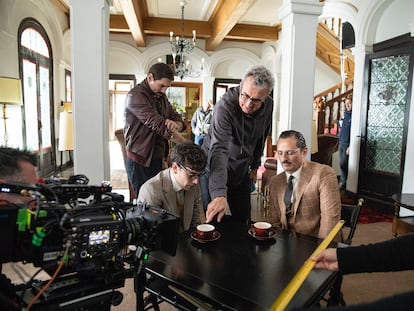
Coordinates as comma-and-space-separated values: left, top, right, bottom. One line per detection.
314, 81, 353, 135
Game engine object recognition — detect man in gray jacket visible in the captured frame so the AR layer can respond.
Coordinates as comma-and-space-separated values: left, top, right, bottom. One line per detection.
137, 142, 207, 232
191, 99, 213, 146
201, 65, 274, 223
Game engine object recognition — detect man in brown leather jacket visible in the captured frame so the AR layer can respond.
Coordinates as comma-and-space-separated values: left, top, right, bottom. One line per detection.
124, 63, 186, 197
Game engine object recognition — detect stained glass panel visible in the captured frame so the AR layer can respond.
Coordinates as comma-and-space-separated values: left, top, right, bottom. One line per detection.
366, 55, 409, 174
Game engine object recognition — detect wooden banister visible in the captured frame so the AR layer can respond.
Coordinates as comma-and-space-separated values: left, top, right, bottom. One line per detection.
314, 84, 353, 135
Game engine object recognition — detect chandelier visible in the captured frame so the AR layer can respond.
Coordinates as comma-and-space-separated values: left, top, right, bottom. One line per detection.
169, 1, 198, 80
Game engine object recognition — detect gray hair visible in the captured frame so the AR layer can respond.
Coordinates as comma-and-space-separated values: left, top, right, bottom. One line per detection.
243, 65, 274, 93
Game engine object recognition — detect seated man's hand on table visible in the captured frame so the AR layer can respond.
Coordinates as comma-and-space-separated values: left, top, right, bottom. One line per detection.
206, 196, 227, 223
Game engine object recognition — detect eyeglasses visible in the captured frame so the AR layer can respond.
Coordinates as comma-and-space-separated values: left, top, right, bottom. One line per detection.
177, 162, 205, 179
277, 148, 301, 157
240, 92, 265, 105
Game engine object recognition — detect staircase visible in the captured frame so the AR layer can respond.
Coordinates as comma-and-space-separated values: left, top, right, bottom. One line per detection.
315, 18, 354, 135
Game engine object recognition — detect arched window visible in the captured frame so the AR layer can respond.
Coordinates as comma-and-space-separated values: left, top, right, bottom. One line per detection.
18, 18, 55, 176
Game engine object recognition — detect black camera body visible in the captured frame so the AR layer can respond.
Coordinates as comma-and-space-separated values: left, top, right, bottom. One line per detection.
0, 179, 179, 310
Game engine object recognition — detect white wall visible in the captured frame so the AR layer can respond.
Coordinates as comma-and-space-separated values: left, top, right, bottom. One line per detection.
314, 58, 341, 94
375, 0, 414, 42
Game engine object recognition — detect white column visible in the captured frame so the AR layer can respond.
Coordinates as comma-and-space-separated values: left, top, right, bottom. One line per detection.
203, 76, 215, 103
69, 0, 110, 184
278, 0, 323, 155
346, 44, 371, 193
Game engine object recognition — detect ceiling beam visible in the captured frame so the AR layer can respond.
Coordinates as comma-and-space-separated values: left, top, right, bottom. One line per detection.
52, 0, 69, 14
110, 16, 280, 46
228, 24, 280, 42
144, 17, 211, 38
206, 0, 255, 51
110, 15, 130, 32
117, 0, 146, 47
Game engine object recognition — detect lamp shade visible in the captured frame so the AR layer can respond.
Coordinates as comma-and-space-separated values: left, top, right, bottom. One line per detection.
0, 77, 23, 106
58, 102, 74, 151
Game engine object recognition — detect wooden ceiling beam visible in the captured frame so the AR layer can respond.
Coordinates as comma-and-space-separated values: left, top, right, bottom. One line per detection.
52, 0, 69, 14
206, 0, 255, 51
117, 0, 146, 47
122, 17, 278, 44
144, 17, 211, 38
228, 24, 280, 42
110, 15, 130, 32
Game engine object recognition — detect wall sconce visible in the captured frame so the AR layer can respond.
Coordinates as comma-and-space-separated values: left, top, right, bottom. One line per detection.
0, 77, 23, 145
58, 101, 74, 151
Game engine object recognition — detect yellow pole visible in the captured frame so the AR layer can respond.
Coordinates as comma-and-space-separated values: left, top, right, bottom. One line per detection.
269, 220, 345, 311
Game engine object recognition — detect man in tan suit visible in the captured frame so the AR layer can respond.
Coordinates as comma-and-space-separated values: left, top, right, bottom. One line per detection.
268, 130, 341, 238
137, 142, 207, 232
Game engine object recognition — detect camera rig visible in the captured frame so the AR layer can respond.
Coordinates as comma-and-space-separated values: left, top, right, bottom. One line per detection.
0, 178, 179, 310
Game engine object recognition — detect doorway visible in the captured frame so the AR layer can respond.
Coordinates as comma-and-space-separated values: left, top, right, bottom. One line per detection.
167, 82, 203, 140
109, 74, 135, 140
358, 35, 413, 202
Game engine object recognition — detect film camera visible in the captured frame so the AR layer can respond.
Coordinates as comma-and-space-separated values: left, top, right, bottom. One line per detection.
0, 177, 179, 310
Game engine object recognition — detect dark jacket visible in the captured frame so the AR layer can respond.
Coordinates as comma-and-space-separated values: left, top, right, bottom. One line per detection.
338, 233, 414, 274
202, 86, 272, 199
339, 110, 351, 148
295, 234, 414, 311
308, 234, 414, 311
124, 79, 185, 167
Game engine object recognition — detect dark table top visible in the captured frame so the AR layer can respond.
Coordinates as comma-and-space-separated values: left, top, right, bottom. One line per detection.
392, 193, 414, 210
144, 217, 336, 311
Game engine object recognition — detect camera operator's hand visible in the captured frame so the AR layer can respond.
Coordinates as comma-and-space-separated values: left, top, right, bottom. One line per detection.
311, 248, 339, 271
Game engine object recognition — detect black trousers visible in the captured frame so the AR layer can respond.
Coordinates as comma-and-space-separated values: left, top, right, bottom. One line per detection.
200, 171, 251, 223
126, 157, 162, 197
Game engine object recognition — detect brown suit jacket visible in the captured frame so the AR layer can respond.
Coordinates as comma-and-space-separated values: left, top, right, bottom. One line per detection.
137, 168, 202, 232
268, 160, 341, 238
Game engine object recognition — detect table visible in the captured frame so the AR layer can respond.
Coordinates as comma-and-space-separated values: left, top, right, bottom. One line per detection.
139, 217, 336, 311
392, 193, 414, 211
392, 193, 414, 237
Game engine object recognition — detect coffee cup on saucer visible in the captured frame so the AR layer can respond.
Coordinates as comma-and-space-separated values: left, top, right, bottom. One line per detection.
252, 221, 272, 237
196, 224, 215, 240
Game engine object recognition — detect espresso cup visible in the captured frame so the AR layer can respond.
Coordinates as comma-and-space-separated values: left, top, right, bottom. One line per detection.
252, 221, 272, 237
196, 224, 215, 240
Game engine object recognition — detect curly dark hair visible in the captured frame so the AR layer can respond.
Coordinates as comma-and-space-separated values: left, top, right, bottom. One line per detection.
278, 130, 307, 150
170, 142, 207, 172
0, 146, 38, 181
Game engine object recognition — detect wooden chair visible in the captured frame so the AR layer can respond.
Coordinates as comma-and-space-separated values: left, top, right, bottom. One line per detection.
265, 136, 277, 157
310, 134, 339, 167
114, 129, 136, 202
261, 158, 277, 193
